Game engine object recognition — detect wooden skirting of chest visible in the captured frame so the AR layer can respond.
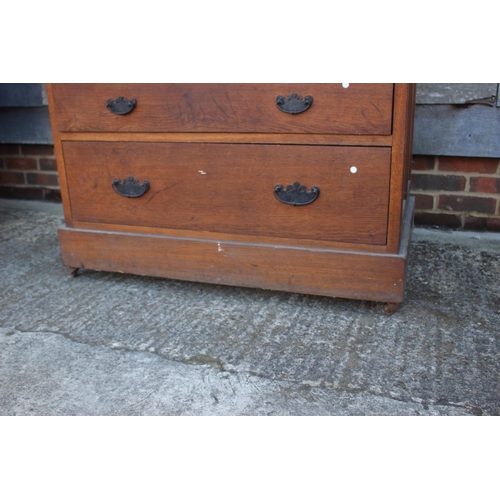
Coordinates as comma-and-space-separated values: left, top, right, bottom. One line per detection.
47, 83, 415, 313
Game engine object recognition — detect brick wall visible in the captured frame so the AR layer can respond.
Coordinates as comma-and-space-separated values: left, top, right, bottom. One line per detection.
0, 144, 61, 201
411, 155, 500, 231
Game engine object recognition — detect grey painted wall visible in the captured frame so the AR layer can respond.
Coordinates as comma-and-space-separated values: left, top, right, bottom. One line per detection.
0, 84, 52, 144
413, 83, 500, 157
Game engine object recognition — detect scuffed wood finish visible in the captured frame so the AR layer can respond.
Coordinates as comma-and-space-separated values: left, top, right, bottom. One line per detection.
58, 197, 413, 305
58, 202, 412, 305
51, 83, 394, 135
58, 227, 404, 303
62, 142, 391, 245
70, 220, 396, 254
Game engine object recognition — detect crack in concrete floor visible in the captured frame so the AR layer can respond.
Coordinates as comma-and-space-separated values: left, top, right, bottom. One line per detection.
1, 327, 481, 415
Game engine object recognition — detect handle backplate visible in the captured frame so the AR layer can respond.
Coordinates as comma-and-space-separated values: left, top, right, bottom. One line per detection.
276, 93, 313, 114
106, 96, 137, 115
274, 182, 320, 206
112, 176, 149, 198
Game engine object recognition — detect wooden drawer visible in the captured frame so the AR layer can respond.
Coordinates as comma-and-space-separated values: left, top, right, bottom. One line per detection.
62, 142, 391, 245
52, 84, 394, 135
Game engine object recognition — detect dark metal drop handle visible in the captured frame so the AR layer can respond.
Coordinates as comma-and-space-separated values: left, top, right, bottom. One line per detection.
274, 182, 320, 206
112, 177, 149, 198
276, 93, 313, 114
106, 96, 137, 115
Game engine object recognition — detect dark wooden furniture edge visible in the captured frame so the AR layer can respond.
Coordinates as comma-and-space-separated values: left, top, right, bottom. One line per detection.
46, 83, 73, 225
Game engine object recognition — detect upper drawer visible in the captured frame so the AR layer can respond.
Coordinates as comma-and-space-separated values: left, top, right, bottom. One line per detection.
51, 84, 394, 135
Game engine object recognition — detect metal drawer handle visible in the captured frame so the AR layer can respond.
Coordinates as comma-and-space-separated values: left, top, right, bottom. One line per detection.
274, 182, 320, 206
112, 176, 149, 198
276, 93, 313, 114
106, 96, 137, 115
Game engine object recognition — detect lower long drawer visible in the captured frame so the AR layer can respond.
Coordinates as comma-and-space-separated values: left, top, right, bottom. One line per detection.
62, 142, 391, 245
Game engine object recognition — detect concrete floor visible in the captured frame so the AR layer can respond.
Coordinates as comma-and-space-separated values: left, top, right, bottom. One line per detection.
1, 199, 499, 415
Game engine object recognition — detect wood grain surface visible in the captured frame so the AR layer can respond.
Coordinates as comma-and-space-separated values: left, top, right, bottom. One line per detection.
62, 142, 391, 245
58, 197, 414, 305
51, 83, 394, 135
58, 226, 408, 304
386, 84, 415, 252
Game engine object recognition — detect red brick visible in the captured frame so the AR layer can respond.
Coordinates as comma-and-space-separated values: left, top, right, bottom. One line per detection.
438, 195, 497, 214
414, 194, 434, 210
20, 144, 55, 156
412, 155, 435, 171
462, 216, 487, 231
414, 213, 462, 228
438, 157, 499, 174
0, 144, 20, 155
0, 186, 45, 200
26, 173, 59, 187
44, 189, 62, 202
0, 172, 25, 185
463, 216, 500, 232
0, 158, 4, 169
486, 218, 500, 231
39, 158, 57, 171
411, 174, 466, 191
5, 157, 37, 170
469, 177, 500, 194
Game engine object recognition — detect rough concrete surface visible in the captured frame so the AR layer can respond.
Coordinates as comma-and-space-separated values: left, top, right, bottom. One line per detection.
0, 199, 499, 415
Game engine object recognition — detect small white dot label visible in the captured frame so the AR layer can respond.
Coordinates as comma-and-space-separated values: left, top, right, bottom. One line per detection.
342, 83, 349, 88
350, 166, 357, 173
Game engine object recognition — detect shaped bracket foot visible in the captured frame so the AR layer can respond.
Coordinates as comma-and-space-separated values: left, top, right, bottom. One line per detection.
383, 302, 401, 315
67, 267, 79, 278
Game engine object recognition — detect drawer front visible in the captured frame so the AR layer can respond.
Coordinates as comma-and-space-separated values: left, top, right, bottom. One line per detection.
62, 142, 391, 245
52, 84, 394, 135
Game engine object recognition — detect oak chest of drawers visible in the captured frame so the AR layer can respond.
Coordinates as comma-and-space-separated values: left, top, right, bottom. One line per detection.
47, 84, 415, 313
